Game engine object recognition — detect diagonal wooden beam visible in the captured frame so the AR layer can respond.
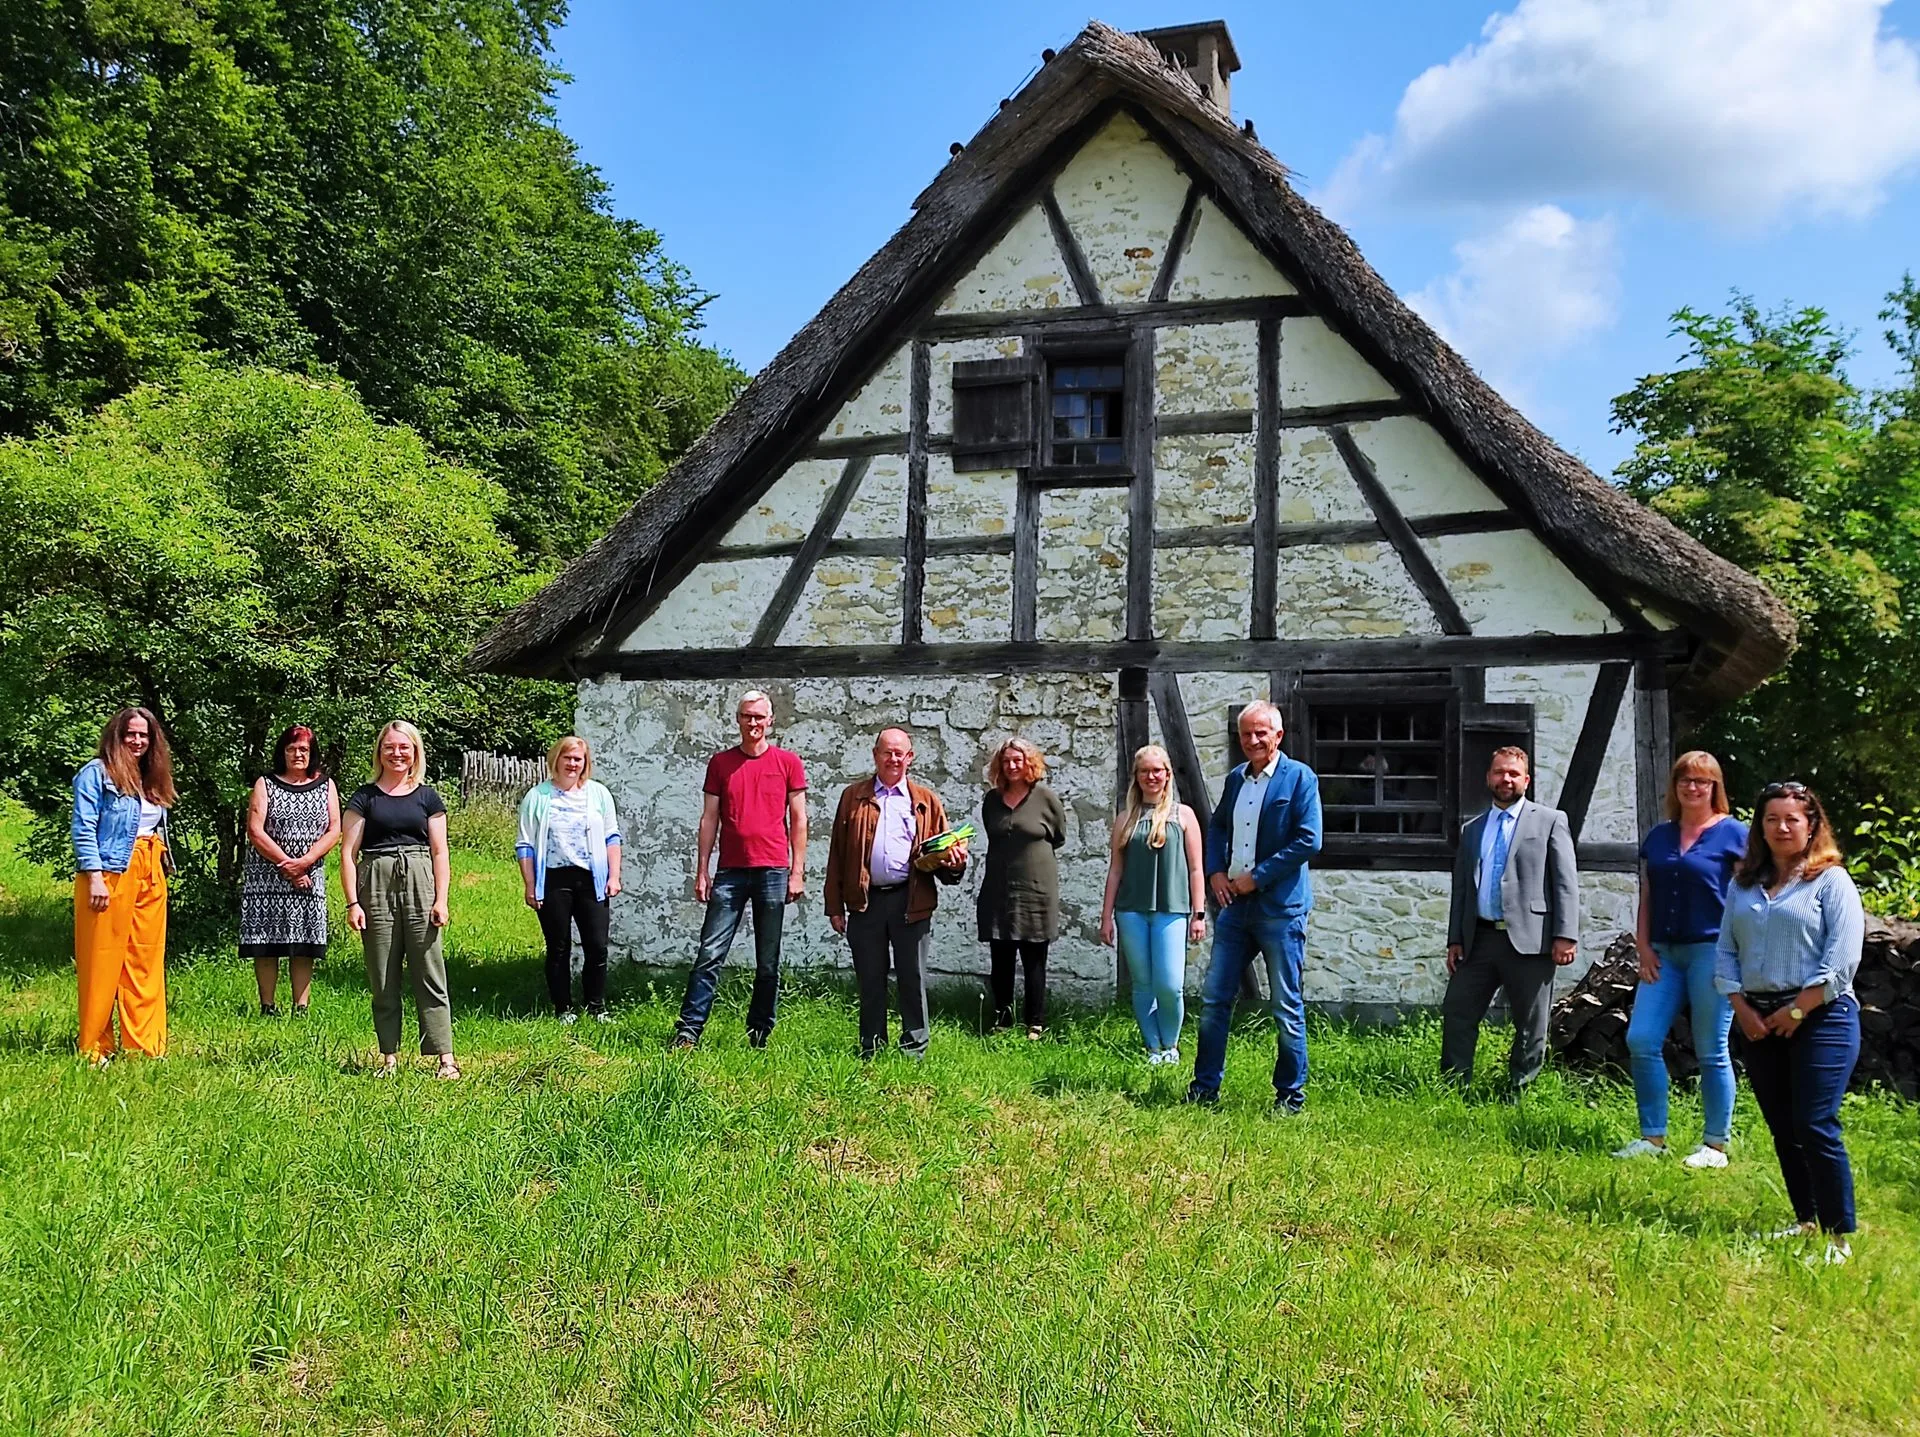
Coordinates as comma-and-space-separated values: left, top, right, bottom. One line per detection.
1149, 669, 1214, 818
1149, 184, 1202, 304
1042, 190, 1103, 308
1330, 424, 1472, 637
1558, 662, 1631, 840
749, 456, 872, 647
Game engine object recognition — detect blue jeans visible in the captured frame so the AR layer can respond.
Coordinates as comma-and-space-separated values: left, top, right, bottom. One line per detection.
1193, 906, 1308, 1109
1116, 911, 1186, 1052
676, 867, 787, 1042
1741, 996, 1860, 1233
1625, 940, 1734, 1145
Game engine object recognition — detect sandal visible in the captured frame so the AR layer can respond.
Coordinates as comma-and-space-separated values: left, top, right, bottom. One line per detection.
435, 1058, 462, 1081
372, 1056, 398, 1079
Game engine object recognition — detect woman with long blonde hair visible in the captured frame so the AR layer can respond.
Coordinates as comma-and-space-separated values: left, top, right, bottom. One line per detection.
339, 721, 458, 1078
71, 707, 178, 1061
1099, 745, 1206, 1065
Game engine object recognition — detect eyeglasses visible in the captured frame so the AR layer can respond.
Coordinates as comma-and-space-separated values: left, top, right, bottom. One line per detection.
1675, 777, 1715, 788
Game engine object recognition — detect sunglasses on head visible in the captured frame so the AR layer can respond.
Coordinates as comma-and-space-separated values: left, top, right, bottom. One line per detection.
1757, 781, 1816, 807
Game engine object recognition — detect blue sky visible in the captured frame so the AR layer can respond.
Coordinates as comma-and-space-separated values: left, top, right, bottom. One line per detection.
550, 0, 1920, 474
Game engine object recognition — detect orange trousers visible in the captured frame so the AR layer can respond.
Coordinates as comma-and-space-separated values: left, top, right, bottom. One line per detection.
74, 835, 169, 1058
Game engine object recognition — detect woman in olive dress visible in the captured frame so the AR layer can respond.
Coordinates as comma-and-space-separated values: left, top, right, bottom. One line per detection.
976, 738, 1067, 1038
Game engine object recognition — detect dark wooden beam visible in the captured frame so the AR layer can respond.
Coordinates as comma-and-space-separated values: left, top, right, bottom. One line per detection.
1126, 326, 1156, 641
749, 455, 871, 647
1149, 183, 1202, 304
903, 342, 930, 645
1557, 663, 1632, 840
1633, 658, 1672, 841
1156, 523, 1252, 549
719, 534, 1017, 564
1276, 399, 1411, 431
804, 433, 921, 460
1331, 424, 1472, 637
1270, 668, 1302, 759
1149, 668, 1214, 817
1042, 189, 1102, 309
1252, 314, 1281, 640
1314, 843, 1640, 874
1157, 409, 1255, 437
593, 630, 1689, 681
917, 294, 1312, 342
1012, 473, 1039, 643
1576, 842, 1640, 873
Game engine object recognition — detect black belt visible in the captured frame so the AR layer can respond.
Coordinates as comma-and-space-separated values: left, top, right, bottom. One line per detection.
1475, 917, 1508, 931
1743, 990, 1799, 1016
870, 880, 908, 893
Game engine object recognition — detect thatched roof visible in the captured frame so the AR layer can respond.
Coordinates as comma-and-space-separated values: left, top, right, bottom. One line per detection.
473, 20, 1793, 703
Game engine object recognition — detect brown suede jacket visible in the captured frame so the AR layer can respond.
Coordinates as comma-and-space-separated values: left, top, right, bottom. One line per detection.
823, 776, 964, 923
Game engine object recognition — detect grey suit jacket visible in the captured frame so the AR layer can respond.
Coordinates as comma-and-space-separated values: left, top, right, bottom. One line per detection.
1446, 800, 1580, 957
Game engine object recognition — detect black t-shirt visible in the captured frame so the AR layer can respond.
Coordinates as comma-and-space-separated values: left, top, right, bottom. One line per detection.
346, 784, 446, 851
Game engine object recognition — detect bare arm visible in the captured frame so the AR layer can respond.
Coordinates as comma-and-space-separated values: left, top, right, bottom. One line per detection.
1098, 813, 1130, 944
340, 811, 367, 931
245, 779, 290, 864
428, 811, 451, 926
519, 852, 540, 908
302, 781, 344, 868
1182, 806, 1207, 938
785, 790, 808, 901
694, 792, 720, 903
1634, 867, 1658, 980
606, 839, 622, 897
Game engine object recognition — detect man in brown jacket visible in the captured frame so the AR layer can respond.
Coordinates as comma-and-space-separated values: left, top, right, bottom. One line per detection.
824, 728, 968, 1057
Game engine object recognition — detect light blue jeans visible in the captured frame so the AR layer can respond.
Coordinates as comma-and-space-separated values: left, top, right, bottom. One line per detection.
1625, 940, 1734, 1145
1116, 911, 1186, 1052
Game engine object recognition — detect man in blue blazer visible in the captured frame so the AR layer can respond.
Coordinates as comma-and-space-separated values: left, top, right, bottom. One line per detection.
1187, 700, 1324, 1112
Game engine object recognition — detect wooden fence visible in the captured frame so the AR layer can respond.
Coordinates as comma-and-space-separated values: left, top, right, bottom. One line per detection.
460, 751, 544, 806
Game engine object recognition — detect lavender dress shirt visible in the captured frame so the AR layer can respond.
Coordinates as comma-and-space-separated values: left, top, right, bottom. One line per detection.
869, 779, 915, 885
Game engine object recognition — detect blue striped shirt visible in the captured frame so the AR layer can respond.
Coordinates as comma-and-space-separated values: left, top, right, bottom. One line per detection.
1713, 866, 1864, 1004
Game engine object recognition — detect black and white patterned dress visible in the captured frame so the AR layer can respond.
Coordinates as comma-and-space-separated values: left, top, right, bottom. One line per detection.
240, 776, 334, 959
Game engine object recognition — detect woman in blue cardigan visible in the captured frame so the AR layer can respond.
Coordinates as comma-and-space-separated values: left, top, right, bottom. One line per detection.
516, 736, 623, 1022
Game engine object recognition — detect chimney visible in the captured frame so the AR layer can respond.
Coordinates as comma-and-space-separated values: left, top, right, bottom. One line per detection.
1134, 21, 1241, 117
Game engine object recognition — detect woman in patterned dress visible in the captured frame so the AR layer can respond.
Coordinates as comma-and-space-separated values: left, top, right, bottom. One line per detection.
242, 724, 342, 1015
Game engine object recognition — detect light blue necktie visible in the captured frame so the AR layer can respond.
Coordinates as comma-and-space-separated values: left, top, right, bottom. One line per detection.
1482, 810, 1512, 920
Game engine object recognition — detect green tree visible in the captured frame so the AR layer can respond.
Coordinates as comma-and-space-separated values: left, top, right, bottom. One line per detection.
1612, 286, 1920, 822
0, 0, 741, 561
0, 366, 568, 909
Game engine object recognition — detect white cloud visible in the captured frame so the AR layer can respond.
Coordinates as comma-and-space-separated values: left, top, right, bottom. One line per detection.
1327, 0, 1920, 224
1409, 205, 1621, 381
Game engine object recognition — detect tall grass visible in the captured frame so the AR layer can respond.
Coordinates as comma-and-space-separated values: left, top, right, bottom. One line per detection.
0, 809, 1916, 1435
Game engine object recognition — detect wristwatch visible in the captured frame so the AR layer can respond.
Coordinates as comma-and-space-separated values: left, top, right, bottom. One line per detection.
1788, 1006, 1805, 1022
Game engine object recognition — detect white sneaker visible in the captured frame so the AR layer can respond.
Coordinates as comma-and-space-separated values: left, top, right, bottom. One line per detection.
1766, 1221, 1817, 1241
1682, 1146, 1729, 1170
1823, 1239, 1852, 1265
1164, 1047, 1179, 1067
1147, 1049, 1168, 1066
592, 1011, 613, 1024
1611, 1138, 1668, 1159
558, 1011, 578, 1026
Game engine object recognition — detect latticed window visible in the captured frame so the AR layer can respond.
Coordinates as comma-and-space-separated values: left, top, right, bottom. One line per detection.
1313, 703, 1446, 836
1048, 361, 1125, 467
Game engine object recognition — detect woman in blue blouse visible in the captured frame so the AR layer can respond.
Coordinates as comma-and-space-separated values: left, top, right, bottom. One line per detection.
1614, 752, 1745, 1167
1715, 781, 1865, 1263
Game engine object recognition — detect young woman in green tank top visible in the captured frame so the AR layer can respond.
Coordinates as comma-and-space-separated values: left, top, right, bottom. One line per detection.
1100, 744, 1207, 1065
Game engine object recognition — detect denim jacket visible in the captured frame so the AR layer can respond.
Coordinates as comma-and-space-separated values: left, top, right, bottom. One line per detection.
72, 758, 169, 874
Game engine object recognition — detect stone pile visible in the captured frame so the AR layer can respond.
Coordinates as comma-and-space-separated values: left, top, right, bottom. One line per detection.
1550, 922, 1920, 1098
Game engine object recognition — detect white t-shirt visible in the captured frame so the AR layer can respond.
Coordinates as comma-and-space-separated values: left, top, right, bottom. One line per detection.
543, 785, 594, 870
137, 799, 166, 837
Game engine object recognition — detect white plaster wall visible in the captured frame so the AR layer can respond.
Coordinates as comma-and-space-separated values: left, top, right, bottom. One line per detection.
930, 336, 1024, 436
1167, 196, 1298, 301
924, 553, 1012, 643
1349, 417, 1502, 518
1274, 543, 1440, 639
620, 558, 788, 650
926, 457, 1018, 540
1154, 548, 1252, 640
1277, 428, 1373, 523
1036, 486, 1128, 641
1426, 531, 1617, 636
1155, 320, 1258, 414
937, 204, 1074, 314
1484, 662, 1637, 852
836, 455, 907, 541
719, 458, 840, 548
1279, 317, 1398, 409
778, 558, 901, 647
1154, 432, 1254, 528
1050, 112, 1191, 303
1165, 670, 1270, 796
822, 348, 910, 440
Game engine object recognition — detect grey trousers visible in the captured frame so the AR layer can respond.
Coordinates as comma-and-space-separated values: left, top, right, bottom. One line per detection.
847, 884, 930, 1057
361, 848, 452, 1056
1440, 922, 1554, 1088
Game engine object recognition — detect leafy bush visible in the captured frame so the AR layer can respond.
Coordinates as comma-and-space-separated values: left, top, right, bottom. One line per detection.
1850, 797, 1920, 920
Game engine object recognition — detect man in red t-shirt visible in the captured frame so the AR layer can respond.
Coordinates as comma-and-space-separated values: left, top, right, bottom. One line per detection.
673, 690, 808, 1048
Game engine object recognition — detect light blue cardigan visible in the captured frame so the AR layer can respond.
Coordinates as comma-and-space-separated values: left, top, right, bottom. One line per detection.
515, 779, 622, 901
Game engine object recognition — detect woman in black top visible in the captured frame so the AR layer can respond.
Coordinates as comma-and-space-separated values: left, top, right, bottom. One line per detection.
340, 720, 457, 1078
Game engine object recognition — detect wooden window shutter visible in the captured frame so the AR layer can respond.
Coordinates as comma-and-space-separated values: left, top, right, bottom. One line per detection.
951, 357, 1038, 471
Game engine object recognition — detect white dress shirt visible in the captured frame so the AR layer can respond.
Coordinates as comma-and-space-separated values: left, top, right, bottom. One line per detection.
1475, 798, 1526, 922
1228, 751, 1282, 879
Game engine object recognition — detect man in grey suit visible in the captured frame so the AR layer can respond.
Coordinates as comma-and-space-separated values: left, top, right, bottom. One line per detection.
1442, 745, 1579, 1090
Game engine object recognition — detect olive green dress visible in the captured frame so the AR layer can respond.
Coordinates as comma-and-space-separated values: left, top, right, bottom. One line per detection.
976, 785, 1067, 942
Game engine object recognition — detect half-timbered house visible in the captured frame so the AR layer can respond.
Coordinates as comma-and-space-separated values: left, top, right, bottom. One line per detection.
474, 21, 1792, 1013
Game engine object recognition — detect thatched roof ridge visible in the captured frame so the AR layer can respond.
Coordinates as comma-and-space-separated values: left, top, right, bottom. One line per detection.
473, 20, 1792, 702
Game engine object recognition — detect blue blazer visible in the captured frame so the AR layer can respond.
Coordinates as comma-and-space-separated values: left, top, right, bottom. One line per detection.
1205, 755, 1323, 920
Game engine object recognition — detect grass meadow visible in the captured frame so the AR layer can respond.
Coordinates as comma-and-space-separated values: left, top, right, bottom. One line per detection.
1, 805, 1918, 1436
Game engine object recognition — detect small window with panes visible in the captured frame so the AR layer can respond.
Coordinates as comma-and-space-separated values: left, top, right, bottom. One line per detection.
1313, 703, 1447, 837
1047, 359, 1126, 468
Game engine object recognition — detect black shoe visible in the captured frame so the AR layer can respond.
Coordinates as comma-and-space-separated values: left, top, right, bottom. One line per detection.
1271, 1098, 1305, 1118
260, 1003, 281, 1018
1183, 1084, 1218, 1106
291, 1003, 309, 1019
747, 1030, 769, 1049
669, 1033, 697, 1051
